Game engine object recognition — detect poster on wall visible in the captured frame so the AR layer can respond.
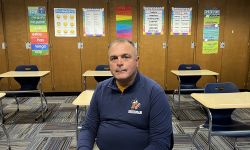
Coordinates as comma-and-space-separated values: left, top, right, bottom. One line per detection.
143, 7, 164, 35
116, 6, 132, 40
28, 6, 49, 56
54, 8, 77, 37
83, 8, 105, 36
202, 9, 220, 54
171, 7, 192, 35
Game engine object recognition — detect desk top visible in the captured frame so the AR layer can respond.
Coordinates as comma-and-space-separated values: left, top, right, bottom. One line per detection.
171, 70, 219, 76
191, 92, 250, 109
73, 90, 94, 106
0, 92, 6, 98
0, 71, 50, 78
82, 70, 112, 77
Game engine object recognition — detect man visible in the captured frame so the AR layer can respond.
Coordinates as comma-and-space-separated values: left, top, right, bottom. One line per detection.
78, 38, 173, 150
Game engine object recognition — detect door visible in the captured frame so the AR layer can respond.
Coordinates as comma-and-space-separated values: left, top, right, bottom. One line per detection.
49, 0, 82, 92
2, 0, 29, 89
0, 0, 8, 90
220, 0, 250, 89
79, 0, 109, 89
195, 0, 226, 86
166, 0, 198, 90
139, 0, 168, 88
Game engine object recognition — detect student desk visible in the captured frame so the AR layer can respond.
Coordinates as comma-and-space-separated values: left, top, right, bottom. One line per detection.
0, 92, 10, 149
0, 71, 50, 122
191, 92, 250, 149
191, 92, 250, 109
72, 90, 94, 140
171, 70, 219, 119
82, 71, 112, 90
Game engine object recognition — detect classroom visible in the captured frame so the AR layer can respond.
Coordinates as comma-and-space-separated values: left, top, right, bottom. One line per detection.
0, 0, 250, 149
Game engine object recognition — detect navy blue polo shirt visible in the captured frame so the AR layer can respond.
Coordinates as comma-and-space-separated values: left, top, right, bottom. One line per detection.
78, 72, 172, 150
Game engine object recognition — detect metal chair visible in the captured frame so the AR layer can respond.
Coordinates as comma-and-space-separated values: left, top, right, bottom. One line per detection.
173, 64, 203, 98
192, 82, 250, 149
94, 65, 111, 82
178, 64, 201, 89
3, 65, 48, 122
173, 64, 204, 119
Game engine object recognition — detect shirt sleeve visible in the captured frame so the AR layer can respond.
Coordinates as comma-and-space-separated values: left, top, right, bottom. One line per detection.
77, 85, 101, 150
144, 87, 173, 150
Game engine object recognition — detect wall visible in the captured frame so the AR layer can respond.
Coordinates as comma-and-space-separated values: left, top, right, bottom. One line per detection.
0, 0, 249, 92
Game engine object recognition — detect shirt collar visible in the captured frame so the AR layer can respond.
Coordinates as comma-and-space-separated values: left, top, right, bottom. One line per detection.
108, 72, 143, 92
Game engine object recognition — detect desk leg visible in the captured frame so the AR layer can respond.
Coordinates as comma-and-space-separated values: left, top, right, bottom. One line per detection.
39, 91, 44, 121
177, 86, 181, 119
214, 75, 219, 83
207, 108, 212, 150
0, 98, 4, 124
76, 105, 79, 142
35, 90, 46, 122
83, 77, 87, 90
36, 79, 49, 122
177, 77, 181, 120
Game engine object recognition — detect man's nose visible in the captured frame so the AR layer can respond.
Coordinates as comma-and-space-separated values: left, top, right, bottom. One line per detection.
117, 57, 124, 65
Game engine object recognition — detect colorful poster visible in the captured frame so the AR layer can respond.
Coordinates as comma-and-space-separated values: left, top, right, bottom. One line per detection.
28, 6, 49, 56
83, 8, 105, 36
171, 7, 192, 35
202, 9, 220, 54
143, 7, 164, 35
54, 8, 77, 37
116, 6, 132, 40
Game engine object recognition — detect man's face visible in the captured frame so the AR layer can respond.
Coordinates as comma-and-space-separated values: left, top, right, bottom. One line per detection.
108, 42, 138, 84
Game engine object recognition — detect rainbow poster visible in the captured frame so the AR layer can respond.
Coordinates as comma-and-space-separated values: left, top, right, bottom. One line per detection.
116, 6, 132, 40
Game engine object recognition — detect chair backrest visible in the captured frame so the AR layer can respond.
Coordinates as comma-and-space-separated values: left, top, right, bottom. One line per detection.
178, 64, 201, 89
94, 65, 111, 82
14, 65, 40, 90
204, 82, 239, 93
204, 82, 239, 123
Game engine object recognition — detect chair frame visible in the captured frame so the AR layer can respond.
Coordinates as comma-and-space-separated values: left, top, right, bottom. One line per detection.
173, 64, 204, 119
0, 65, 49, 123
192, 82, 250, 150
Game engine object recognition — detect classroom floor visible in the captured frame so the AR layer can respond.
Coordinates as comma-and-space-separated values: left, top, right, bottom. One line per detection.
0, 94, 250, 150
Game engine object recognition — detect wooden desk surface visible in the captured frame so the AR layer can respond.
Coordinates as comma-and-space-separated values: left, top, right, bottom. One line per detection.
0, 92, 6, 98
73, 90, 94, 106
0, 71, 50, 78
82, 70, 112, 77
171, 70, 219, 76
191, 92, 250, 109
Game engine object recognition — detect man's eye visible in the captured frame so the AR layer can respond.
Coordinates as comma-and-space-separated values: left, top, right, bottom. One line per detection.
122, 55, 131, 59
110, 57, 117, 61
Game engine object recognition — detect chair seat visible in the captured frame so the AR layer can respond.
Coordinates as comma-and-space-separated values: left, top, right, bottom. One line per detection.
180, 84, 197, 89
203, 120, 250, 137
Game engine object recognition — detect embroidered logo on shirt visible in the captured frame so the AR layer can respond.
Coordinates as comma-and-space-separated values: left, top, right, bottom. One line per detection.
128, 99, 142, 114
